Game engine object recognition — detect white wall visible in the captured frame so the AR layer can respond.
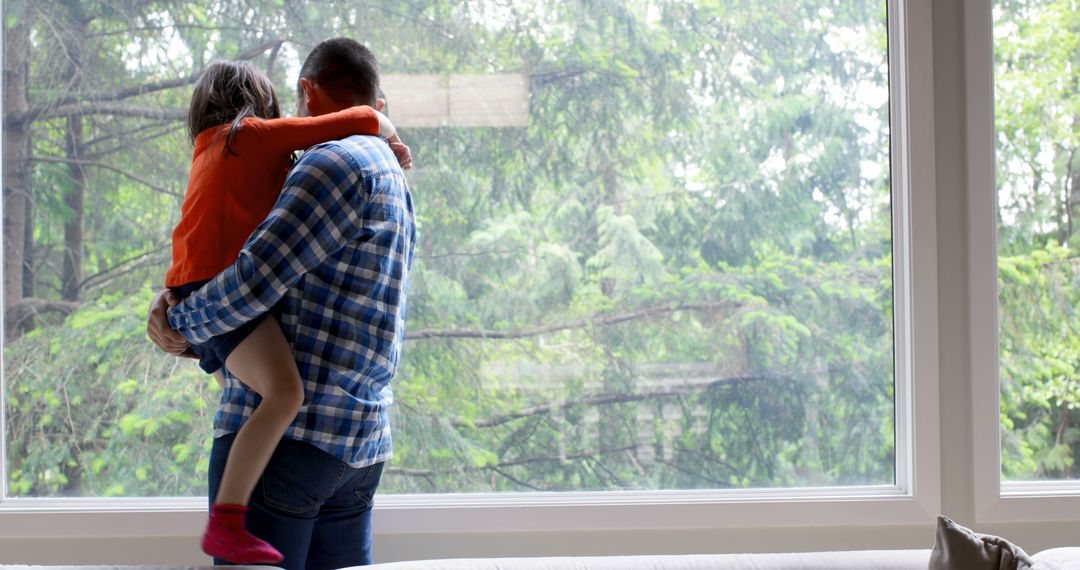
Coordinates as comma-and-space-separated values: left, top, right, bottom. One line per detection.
2, 2, 1078, 564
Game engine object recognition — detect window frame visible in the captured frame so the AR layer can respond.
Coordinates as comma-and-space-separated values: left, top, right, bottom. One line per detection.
966, 0, 1080, 523
0, 0, 942, 538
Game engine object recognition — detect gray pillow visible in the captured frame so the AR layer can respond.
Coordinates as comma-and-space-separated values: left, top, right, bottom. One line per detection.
928, 515, 1034, 570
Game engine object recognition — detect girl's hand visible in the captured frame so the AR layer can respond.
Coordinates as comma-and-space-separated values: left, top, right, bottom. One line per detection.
387, 134, 413, 170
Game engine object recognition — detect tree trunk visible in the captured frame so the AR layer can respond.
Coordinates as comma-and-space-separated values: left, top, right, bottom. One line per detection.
1068, 157, 1079, 244
22, 197, 33, 299
3, 17, 33, 339
62, 115, 86, 301
58, 0, 91, 302
600, 161, 618, 297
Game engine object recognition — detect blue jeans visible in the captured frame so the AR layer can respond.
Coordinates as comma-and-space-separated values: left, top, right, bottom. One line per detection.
209, 433, 385, 569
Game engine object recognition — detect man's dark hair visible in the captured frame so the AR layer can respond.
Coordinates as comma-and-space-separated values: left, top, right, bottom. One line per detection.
299, 38, 380, 107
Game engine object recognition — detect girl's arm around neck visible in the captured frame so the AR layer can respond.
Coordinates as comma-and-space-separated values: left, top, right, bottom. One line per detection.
243, 106, 395, 158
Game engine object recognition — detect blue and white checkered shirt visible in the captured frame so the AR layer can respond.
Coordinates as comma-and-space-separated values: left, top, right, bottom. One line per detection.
167, 134, 415, 468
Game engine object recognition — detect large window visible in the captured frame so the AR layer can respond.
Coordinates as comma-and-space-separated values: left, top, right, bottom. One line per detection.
992, 0, 1080, 484
969, 0, 1080, 522
3, 0, 939, 520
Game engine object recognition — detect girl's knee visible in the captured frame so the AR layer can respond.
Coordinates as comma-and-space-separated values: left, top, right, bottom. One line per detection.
266, 379, 304, 411
284, 380, 304, 411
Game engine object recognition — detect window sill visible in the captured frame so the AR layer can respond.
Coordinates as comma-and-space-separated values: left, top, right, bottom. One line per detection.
974, 482, 1080, 524
0, 488, 940, 538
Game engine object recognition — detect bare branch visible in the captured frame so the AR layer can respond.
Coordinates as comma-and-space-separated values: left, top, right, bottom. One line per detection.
80, 243, 172, 292
266, 41, 283, 77
31, 156, 184, 198
83, 258, 168, 295
25, 39, 285, 118
418, 248, 531, 261
530, 68, 591, 87
5, 298, 81, 333
406, 302, 738, 341
90, 23, 258, 38
88, 124, 186, 160
385, 445, 639, 478
655, 457, 732, 487
489, 467, 545, 490
5, 40, 285, 126
498, 446, 638, 468
452, 375, 770, 428
31, 103, 186, 122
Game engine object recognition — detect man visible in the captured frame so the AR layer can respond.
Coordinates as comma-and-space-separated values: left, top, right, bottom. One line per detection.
147, 38, 415, 569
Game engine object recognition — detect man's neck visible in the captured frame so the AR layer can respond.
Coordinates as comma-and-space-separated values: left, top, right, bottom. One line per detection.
313, 103, 354, 117
313, 94, 375, 117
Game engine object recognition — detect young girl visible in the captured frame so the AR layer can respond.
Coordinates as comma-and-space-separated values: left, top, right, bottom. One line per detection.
166, 60, 411, 564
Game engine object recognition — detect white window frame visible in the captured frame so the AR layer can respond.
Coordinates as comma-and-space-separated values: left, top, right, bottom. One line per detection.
0, 0, 941, 539
966, 0, 1080, 523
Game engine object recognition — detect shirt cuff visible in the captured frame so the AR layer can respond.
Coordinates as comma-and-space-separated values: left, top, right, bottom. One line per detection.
167, 304, 213, 344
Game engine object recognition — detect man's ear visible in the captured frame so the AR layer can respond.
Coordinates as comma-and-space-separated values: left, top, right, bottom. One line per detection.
300, 78, 319, 109
376, 98, 385, 112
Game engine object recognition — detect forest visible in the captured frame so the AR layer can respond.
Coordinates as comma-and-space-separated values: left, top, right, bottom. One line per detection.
2, 0, 1077, 497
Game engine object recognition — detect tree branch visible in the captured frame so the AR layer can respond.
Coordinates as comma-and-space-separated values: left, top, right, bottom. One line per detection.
489, 466, 545, 490
82, 260, 164, 295
5, 298, 81, 334
385, 445, 639, 478
266, 41, 283, 77
20, 39, 285, 123
418, 248, 532, 261
90, 23, 257, 38
31, 156, 184, 198
655, 457, 733, 487
452, 375, 769, 428
530, 68, 591, 87
81, 243, 172, 293
31, 103, 186, 122
87, 124, 186, 160
406, 302, 737, 341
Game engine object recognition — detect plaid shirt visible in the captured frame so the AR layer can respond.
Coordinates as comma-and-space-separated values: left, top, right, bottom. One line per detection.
168, 135, 415, 468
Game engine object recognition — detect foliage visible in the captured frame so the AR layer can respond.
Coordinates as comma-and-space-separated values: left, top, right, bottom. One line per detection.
993, 0, 1080, 481
1, 0, 1077, 498
999, 246, 1080, 479
5, 287, 215, 496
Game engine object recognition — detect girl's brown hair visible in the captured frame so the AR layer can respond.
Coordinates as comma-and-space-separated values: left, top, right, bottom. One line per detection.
187, 60, 281, 155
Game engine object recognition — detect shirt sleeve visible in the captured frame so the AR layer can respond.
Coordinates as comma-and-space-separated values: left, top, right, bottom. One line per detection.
167, 144, 369, 344
245, 106, 385, 158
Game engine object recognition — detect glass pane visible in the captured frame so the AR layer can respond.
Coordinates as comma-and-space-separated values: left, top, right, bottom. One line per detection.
994, 0, 1080, 482
3, 0, 894, 497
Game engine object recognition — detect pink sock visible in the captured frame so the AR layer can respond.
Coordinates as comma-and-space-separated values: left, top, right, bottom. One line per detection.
201, 503, 283, 564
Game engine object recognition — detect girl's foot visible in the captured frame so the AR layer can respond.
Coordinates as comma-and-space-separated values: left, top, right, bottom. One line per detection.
202, 503, 283, 564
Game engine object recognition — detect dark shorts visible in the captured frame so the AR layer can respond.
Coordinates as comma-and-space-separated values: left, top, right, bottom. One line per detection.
171, 280, 269, 375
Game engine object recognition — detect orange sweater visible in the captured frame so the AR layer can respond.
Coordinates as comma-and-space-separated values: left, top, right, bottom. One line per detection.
166, 106, 382, 287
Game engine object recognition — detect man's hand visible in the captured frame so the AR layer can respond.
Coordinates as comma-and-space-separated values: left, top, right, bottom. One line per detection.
387, 134, 413, 170
147, 289, 192, 356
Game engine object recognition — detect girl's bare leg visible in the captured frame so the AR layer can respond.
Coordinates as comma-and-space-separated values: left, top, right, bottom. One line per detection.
201, 317, 303, 564
215, 317, 303, 505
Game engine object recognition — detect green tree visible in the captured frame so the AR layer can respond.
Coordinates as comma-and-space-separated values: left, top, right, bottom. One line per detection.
994, 0, 1080, 481
8, 0, 1072, 499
